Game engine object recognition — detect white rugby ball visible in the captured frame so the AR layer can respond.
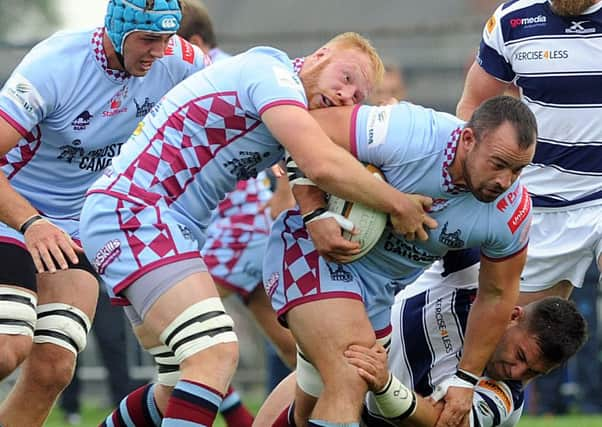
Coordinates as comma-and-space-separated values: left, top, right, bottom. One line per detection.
327, 164, 388, 261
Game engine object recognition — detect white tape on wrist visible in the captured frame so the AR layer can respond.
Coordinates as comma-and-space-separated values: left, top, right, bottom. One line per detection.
303, 209, 354, 232
430, 369, 479, 402
374, 372, 417, 420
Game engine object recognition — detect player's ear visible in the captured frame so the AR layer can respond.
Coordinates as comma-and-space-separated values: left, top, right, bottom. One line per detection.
510, 306, 524, 323
313, 46, 330, 60
461, 127, 476, 151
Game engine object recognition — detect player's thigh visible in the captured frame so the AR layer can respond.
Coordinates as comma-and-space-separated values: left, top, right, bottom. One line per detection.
36, 267, 99, 320
254, 372, 298, 426
287, 297, 375, 374
247, 286, 296, 368
521, 207, 602, 291
136, 271, 222, 339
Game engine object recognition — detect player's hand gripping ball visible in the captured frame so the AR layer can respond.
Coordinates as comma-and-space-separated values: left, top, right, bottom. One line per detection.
327, 164, 388, 261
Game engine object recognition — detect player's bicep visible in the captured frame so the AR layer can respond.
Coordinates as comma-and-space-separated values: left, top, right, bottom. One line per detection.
457, 62, 509, 120
262, 104, 346, 176
310, 106, 355, 151
0, 114, 26, 156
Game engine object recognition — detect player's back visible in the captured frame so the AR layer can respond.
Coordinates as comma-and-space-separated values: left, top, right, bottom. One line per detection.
90, 46, 307, 238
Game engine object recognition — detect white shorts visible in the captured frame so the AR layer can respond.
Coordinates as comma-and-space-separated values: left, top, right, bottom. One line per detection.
520, 204, 602, 292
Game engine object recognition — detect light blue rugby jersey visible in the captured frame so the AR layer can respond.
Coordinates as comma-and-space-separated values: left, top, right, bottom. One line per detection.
350, 102, 532, 278
478, 0, 602, 208
0, 28, 205, 221
89, 46, 307, 239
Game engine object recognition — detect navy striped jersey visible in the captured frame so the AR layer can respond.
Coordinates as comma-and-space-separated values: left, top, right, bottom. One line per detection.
478, 0, 602, 208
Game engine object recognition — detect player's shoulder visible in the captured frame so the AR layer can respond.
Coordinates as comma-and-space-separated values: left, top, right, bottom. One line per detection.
158, 35, 206, 68
489, 179, 532, 233
368, 102, 464, 157
24, 28, 93, 67
494, 0, 549, 19
240, 46, 293, 68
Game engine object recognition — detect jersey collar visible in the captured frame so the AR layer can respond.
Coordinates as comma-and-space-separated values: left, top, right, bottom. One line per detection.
441, 127, 470, 195
292, 57, 305, 75
91, 27, 130, 83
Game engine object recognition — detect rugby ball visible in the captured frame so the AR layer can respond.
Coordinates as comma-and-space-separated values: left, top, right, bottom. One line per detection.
327, 164, 388, 261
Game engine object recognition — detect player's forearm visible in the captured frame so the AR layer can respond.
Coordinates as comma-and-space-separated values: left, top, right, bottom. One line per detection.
292, 184, 327, 215
459, 288, 517, 375
402, 395, 441, 427
0, 172, 39, 231
309, 157, 411, 218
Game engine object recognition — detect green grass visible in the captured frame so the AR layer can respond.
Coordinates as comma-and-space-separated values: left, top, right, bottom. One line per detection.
45, 404, 602, 427
47, 406, 231, 426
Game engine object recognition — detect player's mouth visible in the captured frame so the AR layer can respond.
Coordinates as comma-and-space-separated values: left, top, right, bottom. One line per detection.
321, 95, 335, 107
140, 60, 154, 71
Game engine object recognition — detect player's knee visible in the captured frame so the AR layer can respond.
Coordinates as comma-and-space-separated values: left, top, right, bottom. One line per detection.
33, 303, 92, 355
184, 340, 239, 379
159, 297, 239, 371
28, 343, 76, 390
0, 335, 32, 379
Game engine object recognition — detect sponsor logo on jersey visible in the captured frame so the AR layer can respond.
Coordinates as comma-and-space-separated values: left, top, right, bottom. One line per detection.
507, 186, 530, 234
57, 140, 125, 171
438, 222, 465, 249
486, 15, 497, 34
134, 97, 155, 118
326, 263, 353, 282
223, 150, 270, 180
177, 224, 193, 240
513, 49, 569, 61
103, 85, 129, 117
435, 298, 454, 353
72, 110, 93, 131
94, 239, 121, 274
383, 231, 439, 263
366, 105, 391, 147
496, 185, 521, 212
509, 15, 547, 28
164, 37, 175, 55
2, 73, 43, 117
429, 198, 450, 212
264, 272, 280, 297
272, 66, 303, 91
478, 379, 512, 414
566, 20, 595, 34
181, 38, 196, 64
477, 400, 494, 418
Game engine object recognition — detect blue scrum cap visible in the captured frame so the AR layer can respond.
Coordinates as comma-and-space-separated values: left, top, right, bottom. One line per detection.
105, 0, 182, 54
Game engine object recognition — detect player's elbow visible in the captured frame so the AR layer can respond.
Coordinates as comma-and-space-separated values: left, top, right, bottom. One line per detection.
302, 159, 337, 187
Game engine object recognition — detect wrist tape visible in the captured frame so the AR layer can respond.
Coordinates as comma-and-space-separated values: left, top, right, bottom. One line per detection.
374, 372, 417, 420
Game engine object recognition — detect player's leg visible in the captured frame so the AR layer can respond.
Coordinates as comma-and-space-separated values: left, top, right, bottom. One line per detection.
254, 372, 297, 427
518, 208, 600, 305
206, 234, 292, 425
0, 265, 97, 427
288, 298, 375, 426
100, 312, 170, 427
247, 285, 297, 368
0, 241, 38, 380
130, 270, 239, 426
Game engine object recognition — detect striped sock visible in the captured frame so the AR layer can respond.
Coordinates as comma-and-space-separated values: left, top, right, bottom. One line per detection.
162, 379, 223, 426
308, 420, 359, 427
100, 383, 162, 427
220, 386, 254, 427
272, 402, 296, 427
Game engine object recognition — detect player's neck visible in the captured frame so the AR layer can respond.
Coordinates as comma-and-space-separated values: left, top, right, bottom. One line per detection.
103, 32, 126, 71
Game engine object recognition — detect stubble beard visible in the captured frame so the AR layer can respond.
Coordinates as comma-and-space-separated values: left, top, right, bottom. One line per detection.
550, 0, 597, 16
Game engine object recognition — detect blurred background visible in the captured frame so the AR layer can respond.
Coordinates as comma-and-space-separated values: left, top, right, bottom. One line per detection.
0, 0, 600, 424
